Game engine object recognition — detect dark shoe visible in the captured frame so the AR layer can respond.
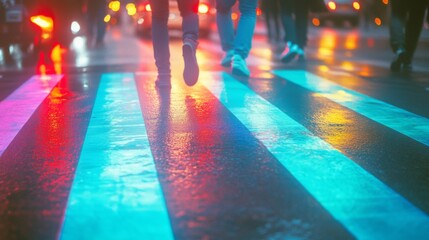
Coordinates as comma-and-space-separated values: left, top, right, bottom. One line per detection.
402, 62, 413, 72
390, 49, 406, 72
182, 39, 199, 86
155, 74, 171, 89
281, 44, 300, 63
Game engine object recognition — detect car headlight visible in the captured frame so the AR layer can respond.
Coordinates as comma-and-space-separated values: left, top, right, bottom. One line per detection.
71, 21, 80, 34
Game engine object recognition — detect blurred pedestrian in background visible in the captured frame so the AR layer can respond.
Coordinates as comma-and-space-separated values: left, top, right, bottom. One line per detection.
260, 0, 281, 43
150, 0, 200, 88
216, 0, 258, 77
278, 0, 310, 63
389, 0, 428, 72
86, 0, 107, 48
277, 0, 327, 64
361, 0, 374, 29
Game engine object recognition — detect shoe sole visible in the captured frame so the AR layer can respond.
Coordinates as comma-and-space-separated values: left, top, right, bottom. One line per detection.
281, 52, 297, 63
390, 61, 401, 72
183, 44, 199, 86
232, 66, 250, 77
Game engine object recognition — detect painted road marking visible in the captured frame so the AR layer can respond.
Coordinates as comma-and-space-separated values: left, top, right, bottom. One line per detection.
202, 72, 429, 239
273, 70, 429, 147
61, 73, 173, 240
0, 75, 63, 156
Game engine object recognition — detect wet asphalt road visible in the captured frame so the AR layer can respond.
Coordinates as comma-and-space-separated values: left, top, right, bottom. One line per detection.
1, 22, 429, 240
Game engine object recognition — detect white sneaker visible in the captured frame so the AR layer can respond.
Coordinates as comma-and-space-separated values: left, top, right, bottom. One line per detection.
221, 50, 234, 67
231, 54, 250, 77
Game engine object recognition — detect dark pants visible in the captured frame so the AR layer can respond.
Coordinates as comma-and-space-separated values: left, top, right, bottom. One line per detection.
149, 0, 199, 74
261, 0, 281, 42
87, 7, 107, 44
389, 0, 427, 63
278, 0, 309, 49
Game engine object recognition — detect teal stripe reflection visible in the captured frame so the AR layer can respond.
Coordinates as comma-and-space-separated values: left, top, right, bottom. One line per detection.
202, 72, 429, 239
61, 73, 173, 240
273, 70, 429, 147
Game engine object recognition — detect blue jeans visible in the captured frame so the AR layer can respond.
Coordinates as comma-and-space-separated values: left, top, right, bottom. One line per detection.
216, 0, 258, 59
149, 0, 199, 74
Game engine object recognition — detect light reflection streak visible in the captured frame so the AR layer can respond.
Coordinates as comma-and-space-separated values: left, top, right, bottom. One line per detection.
345, 33, 358, 50
71, 37, 90, 67
313, 90, 356, 103
273, 70, 429, 147
340, 61, 355, 71
318, 65, 330, 72
318, 29, 336, 58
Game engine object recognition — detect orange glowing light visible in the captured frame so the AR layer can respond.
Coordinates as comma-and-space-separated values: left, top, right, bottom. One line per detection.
50, 44, 62, 62
104, 14, 111, 23
256, 7, 262, 16
374, 17, 382, 26
319, 65, 330, 72
312, 18, 320, 26
109, 1, 120, 11
39, 64, 47, 76
328, 1, 336, 10
137, 4, 145, 12
198, 3, 209, 14
382, 0, 388, 4
345, 32, 358, 50
41, 33, 51, 40
126, 3, 137, 16
353, 2, 360, 10
126, 3, 135, 10
231, 12, 238, 20
30, 15, 54, 31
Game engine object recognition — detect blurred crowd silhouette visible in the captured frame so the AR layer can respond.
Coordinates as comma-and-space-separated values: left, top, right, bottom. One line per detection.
259, 0, 429, 72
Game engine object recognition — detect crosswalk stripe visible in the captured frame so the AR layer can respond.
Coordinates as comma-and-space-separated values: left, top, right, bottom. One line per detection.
273, 70, 429, 147
60, 73, 173, 240
0, 74, 63, 156
202, 72, 429, 239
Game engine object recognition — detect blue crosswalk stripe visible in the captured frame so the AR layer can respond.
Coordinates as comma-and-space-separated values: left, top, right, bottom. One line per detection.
60, 73, 173, 240
202, 71, 429, 239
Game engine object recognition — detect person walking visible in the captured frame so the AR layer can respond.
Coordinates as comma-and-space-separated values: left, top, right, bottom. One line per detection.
260, 0, 282, 43
389, 0, 428, 72
86, 0, 107, 47
277, 0, 327, 63
150, 0, 200, 88
216, 0, 258, 77
278, 0, 310, 63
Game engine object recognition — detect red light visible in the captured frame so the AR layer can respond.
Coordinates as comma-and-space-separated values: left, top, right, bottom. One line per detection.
328, 1, 337, 10
145, 3, 151, 12
256, 7, 262, 16
353, 1, 360, 10
198, 3, 209, 14
30, 15, 54, 31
